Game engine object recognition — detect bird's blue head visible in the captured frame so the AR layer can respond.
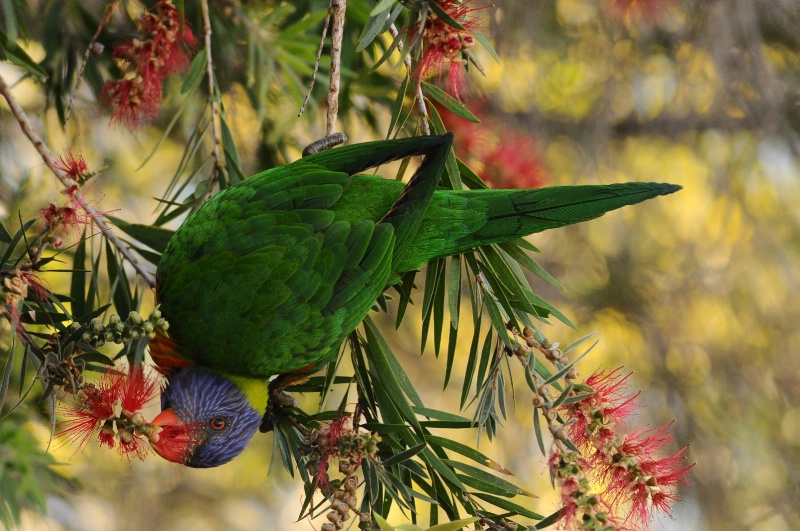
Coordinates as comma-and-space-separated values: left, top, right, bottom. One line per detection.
150, 366, 262, 468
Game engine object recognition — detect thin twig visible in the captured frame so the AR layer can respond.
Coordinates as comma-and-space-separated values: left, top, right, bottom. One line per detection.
0, 73, 157, 288
64, 0, 122, 127
200, 0, 224, 186
326, 0, 345, 136
389, 24, 430, 136
299, 8, 333, 117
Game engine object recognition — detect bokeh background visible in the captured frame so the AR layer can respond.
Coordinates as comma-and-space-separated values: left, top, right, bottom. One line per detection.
2, 0, 800, 530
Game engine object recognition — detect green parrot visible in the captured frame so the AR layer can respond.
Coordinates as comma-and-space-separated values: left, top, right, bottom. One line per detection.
148, 133, 680, 467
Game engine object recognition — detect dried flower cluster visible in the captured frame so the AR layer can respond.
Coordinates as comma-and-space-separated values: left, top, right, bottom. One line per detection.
301, 415, 381, 530
413, 0, 487, 102
101, 0, 197, 129
550, 368, 693, 529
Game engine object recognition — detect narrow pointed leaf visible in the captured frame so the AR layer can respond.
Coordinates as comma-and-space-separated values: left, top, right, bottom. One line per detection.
422, 82, 479, 123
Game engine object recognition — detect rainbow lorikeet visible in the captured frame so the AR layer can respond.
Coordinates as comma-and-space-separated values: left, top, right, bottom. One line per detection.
147, 133, 679, 467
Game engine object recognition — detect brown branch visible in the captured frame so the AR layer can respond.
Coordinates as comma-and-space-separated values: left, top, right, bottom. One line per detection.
64, 0, 122, 127
0, 72, 157, 288
299, 8, 333, 118
389, 24, 430, 136
200, 0, 225, 187
326, 0, 345, 136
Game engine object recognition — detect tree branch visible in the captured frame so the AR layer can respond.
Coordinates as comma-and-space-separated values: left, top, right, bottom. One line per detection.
326, 0, 345, 136
389, 24, 430, 136
64, 0, 122, 127
200, 0, 225, 186
0, 72, 157, 289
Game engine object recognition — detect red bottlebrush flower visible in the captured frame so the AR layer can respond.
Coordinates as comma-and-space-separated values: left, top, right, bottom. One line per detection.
102, 0, 196, 130
481, 134, 547, 189
101, 77, 163, 130
117, 430, 150, 461
412, 0, 489, 102
53, 148, 88, 181
41, 202, 95, 245
119, 364, 162, 415
606, 0, 674, 25
18, 271, 49, 302
56, 377, 121, 453
565, 368, 641, 448
602, 425, 693, 523
98, 421, 116, 449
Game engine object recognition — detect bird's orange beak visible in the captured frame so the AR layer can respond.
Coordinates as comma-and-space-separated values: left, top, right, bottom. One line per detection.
149, 408, 196, 464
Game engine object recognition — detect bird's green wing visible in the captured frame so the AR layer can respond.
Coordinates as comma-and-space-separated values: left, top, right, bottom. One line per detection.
156, 135, 454, 378
155, 163, 389, 377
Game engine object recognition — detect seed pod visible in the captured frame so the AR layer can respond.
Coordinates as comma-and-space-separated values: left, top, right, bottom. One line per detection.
339, 461, 352, 474
333, 501, 349, 515
109, 314, 120, 325
326, 511, 340, 523
321, 524, 335, 531
129, 311, 143, 325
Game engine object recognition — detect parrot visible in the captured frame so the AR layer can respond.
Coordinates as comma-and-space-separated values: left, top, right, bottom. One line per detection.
147, 133, 680, 468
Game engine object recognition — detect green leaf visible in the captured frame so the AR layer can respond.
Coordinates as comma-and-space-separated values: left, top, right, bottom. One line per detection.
220, 114, 245, 186
446, 461, 531, 497
422, 82, 479, 123
460, 315, 483, 408
0, 223, 12, 244
564, 330, 600, 353
1, 219, 35, 266
425, 436, 512, 474
534, 509, 563, 529
359, 1, 401, 52
70, 231, 87, 319
427, 2, 465, 31
369, 0, 396, 16
364, 318, 423, 431
447, 256, 461, 330
0, 28, 45, 77
181, 47, 207, 94
498, 242, 563, 290
387, 73, 410, 139
543, 342, 597, 386
106, 216, 173, 253
550, 383, 574, 408
473, 32, 500, 63
425, 103, 462, 190
0, 345, 14, 413
471, 493, 545, 520
365, 317, 424, 408
411, 407, 470, 423
426, 518, 481, 531
374, 514, 396, 531
456, 158, 488, 190
105, 241, 132, 319
381, 443, 427, 467
420, 258, 445, 355
532, 407, 546, 456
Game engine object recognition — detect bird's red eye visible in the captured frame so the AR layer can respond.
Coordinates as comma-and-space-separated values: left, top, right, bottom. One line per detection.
210, 417, 227, 431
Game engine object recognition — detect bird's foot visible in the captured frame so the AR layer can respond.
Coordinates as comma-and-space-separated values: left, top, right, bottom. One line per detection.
259, 371, 313, 433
